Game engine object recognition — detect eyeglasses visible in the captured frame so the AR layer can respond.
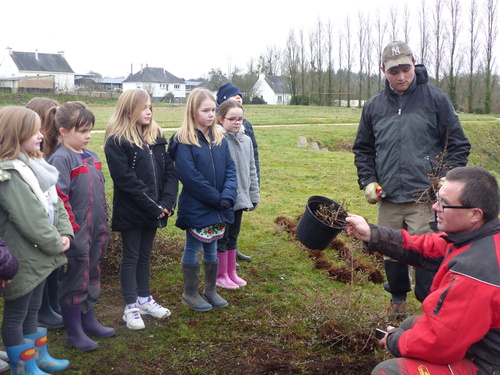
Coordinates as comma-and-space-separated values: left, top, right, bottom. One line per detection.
224, 117, 244, 124
435, 192, 474, 212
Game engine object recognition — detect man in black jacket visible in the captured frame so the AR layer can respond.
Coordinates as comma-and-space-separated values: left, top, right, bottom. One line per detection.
352, 41, 471, 317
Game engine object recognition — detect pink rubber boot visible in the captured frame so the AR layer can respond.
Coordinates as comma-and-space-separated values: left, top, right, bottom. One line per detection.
216, 252, 239, 289
227, 250, 247, 286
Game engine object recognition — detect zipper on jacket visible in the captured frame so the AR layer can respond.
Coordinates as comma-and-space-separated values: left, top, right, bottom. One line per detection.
433, 277, 456, 315
147, 143, 164, 226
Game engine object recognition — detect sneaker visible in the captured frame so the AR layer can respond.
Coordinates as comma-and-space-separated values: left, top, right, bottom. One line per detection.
123, 307, 145, 330
137, 297, 171, 319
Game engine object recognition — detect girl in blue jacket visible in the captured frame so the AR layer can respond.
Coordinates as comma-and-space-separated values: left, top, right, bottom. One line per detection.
105, 90, 178, 330
168, 88, 237, 312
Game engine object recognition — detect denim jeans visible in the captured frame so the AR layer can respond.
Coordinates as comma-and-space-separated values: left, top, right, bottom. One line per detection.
182, 230, 218, 264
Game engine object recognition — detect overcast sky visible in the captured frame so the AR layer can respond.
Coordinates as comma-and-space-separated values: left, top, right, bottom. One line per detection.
0, 0, 495, 80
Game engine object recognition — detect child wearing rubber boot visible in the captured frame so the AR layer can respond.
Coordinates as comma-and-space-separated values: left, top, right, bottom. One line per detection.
168, 88, 237, 312
216, 83, 260, 263
215, 100, 260, 289
105, 90, 178, 329
0, 107, 72, 374
46, 102, 114, 351
26, 97, 64, 329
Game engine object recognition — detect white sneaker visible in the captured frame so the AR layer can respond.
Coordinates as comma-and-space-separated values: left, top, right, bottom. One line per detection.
123, 307, 145, 330
137, 296, 171, 319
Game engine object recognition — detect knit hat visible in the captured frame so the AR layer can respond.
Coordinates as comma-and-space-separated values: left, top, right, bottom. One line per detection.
382, 41, 414, 69
216, 83, 243, 105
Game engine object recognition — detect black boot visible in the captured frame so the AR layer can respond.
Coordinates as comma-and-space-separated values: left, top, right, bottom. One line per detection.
47, 268, 61, 315
181, 262, 212, 312
202, 260, 228, 308
38, 281, 63, 328
60, 306, 98, 351
81, 308, 115, 338
236, 250, 252, 261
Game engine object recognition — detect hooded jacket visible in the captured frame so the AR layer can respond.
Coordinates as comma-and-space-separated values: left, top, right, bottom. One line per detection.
369, 218, 500, 374
216, 124, 259, 211
50, 145, 110, 255
353, 65, 470, 203
104, 135, 178, 231
168, 129, 237, 230
0, 160, 72, 300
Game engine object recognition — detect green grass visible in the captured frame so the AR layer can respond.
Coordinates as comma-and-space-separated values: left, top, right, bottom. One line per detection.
1, 99, 499, 374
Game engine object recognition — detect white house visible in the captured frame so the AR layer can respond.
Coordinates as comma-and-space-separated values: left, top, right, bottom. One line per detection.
252, 73, 292, 105
0, 47, 75, 91
122, 67, 186, 102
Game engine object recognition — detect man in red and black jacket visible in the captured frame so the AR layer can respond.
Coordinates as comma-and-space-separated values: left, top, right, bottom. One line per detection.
347, 166, 500, 375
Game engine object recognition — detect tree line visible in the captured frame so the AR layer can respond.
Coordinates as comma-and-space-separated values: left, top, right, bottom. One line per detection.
209, 0, 498, 113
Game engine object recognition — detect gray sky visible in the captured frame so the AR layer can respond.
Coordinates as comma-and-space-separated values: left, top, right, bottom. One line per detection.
0, 0, 495, 79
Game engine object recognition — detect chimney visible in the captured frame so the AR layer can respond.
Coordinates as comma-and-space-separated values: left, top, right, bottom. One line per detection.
58, 51, 65, 58
35, 49, 39, 60
6, 47, 12, 55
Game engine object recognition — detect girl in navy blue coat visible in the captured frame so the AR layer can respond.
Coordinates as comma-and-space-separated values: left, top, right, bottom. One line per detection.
104, 89, 178, 330
168, 88, 237, 312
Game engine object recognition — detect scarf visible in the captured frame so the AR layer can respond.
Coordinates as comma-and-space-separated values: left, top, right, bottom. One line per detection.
17, 153, 59, 193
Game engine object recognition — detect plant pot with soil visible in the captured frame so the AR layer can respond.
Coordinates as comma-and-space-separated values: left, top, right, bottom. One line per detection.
296, 195, 348, 250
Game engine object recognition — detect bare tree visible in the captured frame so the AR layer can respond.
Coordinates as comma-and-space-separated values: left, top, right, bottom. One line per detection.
402, 3, 411, 43
466, 0, 480, 112
308, 29, 317, 104
313, 18, 325, 105
447, 0, 461, 108
374, 10, 387, 91
432, 0, 445, 86
325, 19, 335, 106
259, 45, 281, 76
298, 28, 307, 101
389, 5, 399, 41
344, 16, 354, 107
357, 11, 368, 107
483, 0, 498, 113
284, 29, 300, 99
337, 28, 344, 106
417, 0, 430, 65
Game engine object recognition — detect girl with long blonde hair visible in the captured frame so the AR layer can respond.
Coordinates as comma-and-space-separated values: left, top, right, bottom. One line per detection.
104, 89, 178, 330
168, 88, 237, 312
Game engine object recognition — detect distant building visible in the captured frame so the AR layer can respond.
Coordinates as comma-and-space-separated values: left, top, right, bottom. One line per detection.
251, 73, 292, 105
122, 67, 186, 102
0, 47, 75, 92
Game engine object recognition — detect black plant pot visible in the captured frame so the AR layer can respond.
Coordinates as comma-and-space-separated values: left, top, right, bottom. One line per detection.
296, 195, 347, 250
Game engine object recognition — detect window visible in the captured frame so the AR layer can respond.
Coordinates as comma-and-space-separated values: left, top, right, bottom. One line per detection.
174, 84, 180, 90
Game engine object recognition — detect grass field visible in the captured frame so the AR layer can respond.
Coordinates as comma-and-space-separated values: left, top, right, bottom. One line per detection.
0, 99, 499, 374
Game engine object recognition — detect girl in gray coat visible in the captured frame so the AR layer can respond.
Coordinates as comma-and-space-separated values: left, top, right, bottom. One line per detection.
215, 101, 260, 289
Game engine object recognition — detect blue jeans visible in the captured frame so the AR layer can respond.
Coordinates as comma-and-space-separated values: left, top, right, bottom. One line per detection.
182, 231, 218, 264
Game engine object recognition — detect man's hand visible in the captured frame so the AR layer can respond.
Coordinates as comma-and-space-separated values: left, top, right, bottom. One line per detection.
364, 182, 382, 204
345, 214, 371, 242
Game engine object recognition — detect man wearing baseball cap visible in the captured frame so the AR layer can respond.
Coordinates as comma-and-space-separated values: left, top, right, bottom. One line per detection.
352, 41, 471, 317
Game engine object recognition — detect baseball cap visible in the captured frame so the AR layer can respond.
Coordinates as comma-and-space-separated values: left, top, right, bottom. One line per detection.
382, 41, 414, 69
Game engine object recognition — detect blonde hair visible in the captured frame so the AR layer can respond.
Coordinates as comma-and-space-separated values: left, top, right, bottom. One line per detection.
174, 88, 223, 147
0, 106, 42, 161
43, 101, 95, 158
104, 89, 162, 147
